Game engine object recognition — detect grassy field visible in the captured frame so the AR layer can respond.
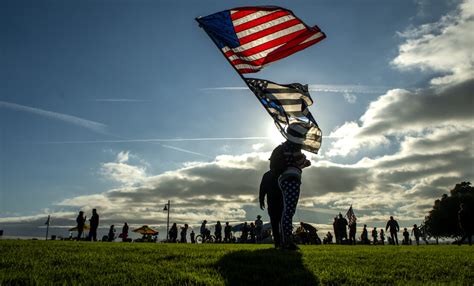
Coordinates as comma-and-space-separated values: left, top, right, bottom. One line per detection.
1, 241, 473, 285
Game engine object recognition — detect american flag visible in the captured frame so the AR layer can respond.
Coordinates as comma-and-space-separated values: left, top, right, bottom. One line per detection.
197, 6, 326, 74
246, 78, 322, 154
346, 205, 357, 225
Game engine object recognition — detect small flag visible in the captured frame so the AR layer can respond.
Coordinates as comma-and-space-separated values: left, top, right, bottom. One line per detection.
197, 6, 326, 74
45, 215, 50, 225
346, 205, 357, 225
246, 78, 322, 153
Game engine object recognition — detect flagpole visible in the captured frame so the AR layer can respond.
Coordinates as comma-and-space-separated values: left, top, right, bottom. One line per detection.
195, 17, 288, 134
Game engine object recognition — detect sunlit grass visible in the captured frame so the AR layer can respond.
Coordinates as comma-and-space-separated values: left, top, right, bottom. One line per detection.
1, 241, 472, 285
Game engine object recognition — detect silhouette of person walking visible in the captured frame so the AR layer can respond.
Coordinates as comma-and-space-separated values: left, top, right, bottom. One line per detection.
215, 221, 222, 243
169, 223, 178, 243
348, 221, 357, 245
361, 224, 369, 244
241, 222, 249, 243
108, 225, 115, 242
190, 230, 196, 244
76, 211, 86, 240
121, 222, 129, 242
385, 216, 400, 245
457, 203, 473, 246
224, 222, 232, 243
255, 215, 263, 243
180, 224, 188, 243
336, 213, 348, 244
270, 127, 311, 250
412, 224, 421, 245
88, 209, 99, 241
402, 228, 410, 245
372, 227, 378, 245
380, 229, 385, 245
259, 170, 283, 248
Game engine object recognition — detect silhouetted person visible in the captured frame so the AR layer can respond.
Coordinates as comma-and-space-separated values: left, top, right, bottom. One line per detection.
190, 230, 195, 243
88, 209, 99, 241
200, 220, 210, 240
336, 213, 348, 244
458, 203, 473, 246
259, 170, 283, 248
361, 224, 369, 244
380, 229, 385, 245
348, 221, 357, 245
249, 222, 256, 243
224, 222, 232, 243
412, 224, 421, 245
241, 222, 249, 243
255, 215, 263, 243
270, 130, 311, 250
121, 222, 129, 242
333, 217, 339, 244
76, 211, 86, 240
372, 227, 378, 245
180, 224, 188, 243
385, 216, 400, 245
324, 232, 333, 244
169, 223, 178, 243
215, 221, 222, 243
402, 228, 410, 245
108, 225, 115, 242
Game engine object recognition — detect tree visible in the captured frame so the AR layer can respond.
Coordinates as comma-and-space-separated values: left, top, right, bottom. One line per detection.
424, 182, 474, 239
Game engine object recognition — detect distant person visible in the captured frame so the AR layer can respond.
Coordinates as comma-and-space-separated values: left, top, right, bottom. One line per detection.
255, 215, 263, 243
121, 222, 129, 242
270, 131, 311, 250
323, 232, 333, 244
457, 203, 473, 246
76, 211, 86, 240
224, 222, 232, 243
107, 225, 115, 242
412, 224, 421, 246
259, 170, 283, 248
372, 227, 378, 245
249, 222, 256, 243
180, 224, 188, 243
241, 222, 249, 243
380, 229, 385, 245
385, 216, 400, 245
200, 220, 210, 240
336, 213, 348, 244
361, 224, 369, 244
169, 223, 178, 243
402, 228, 410, 245
333, 217, 339, 244
88, 209, 99, 241
348, 221, 357, 245
190, 230, 196, 244
214, 221, 222, 243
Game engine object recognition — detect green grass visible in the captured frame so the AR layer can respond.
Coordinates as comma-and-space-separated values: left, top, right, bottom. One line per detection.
0, 241, 473, 285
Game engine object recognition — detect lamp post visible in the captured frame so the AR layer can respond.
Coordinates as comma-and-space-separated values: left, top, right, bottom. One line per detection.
163, 200, 170, 242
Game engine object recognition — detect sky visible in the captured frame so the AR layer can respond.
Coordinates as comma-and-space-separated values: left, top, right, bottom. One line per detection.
1, 0, 473, 239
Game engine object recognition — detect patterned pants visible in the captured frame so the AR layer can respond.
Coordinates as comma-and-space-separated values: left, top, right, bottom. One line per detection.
279, 177, 301, 243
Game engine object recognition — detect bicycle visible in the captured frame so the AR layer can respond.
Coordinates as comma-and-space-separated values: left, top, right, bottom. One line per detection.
195, 233, 216, 243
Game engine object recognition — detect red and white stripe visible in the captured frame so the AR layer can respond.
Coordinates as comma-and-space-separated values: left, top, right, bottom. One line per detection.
224, 7, 326, 74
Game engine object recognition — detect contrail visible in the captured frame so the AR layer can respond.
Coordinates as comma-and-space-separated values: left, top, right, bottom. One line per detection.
160, 144, 212, 158
201, 84, 390, 94
90, 99, 151, 102
34, 135, 340, 144
0, 101, 108, 134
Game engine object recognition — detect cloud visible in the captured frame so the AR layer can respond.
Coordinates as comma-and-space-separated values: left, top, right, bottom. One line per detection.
0, 101, 108, 134
393, 0, 474, 85
90, 99, 151, 102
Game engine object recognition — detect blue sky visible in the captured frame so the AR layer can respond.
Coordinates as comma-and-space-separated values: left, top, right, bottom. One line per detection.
1, 0, 473, 238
